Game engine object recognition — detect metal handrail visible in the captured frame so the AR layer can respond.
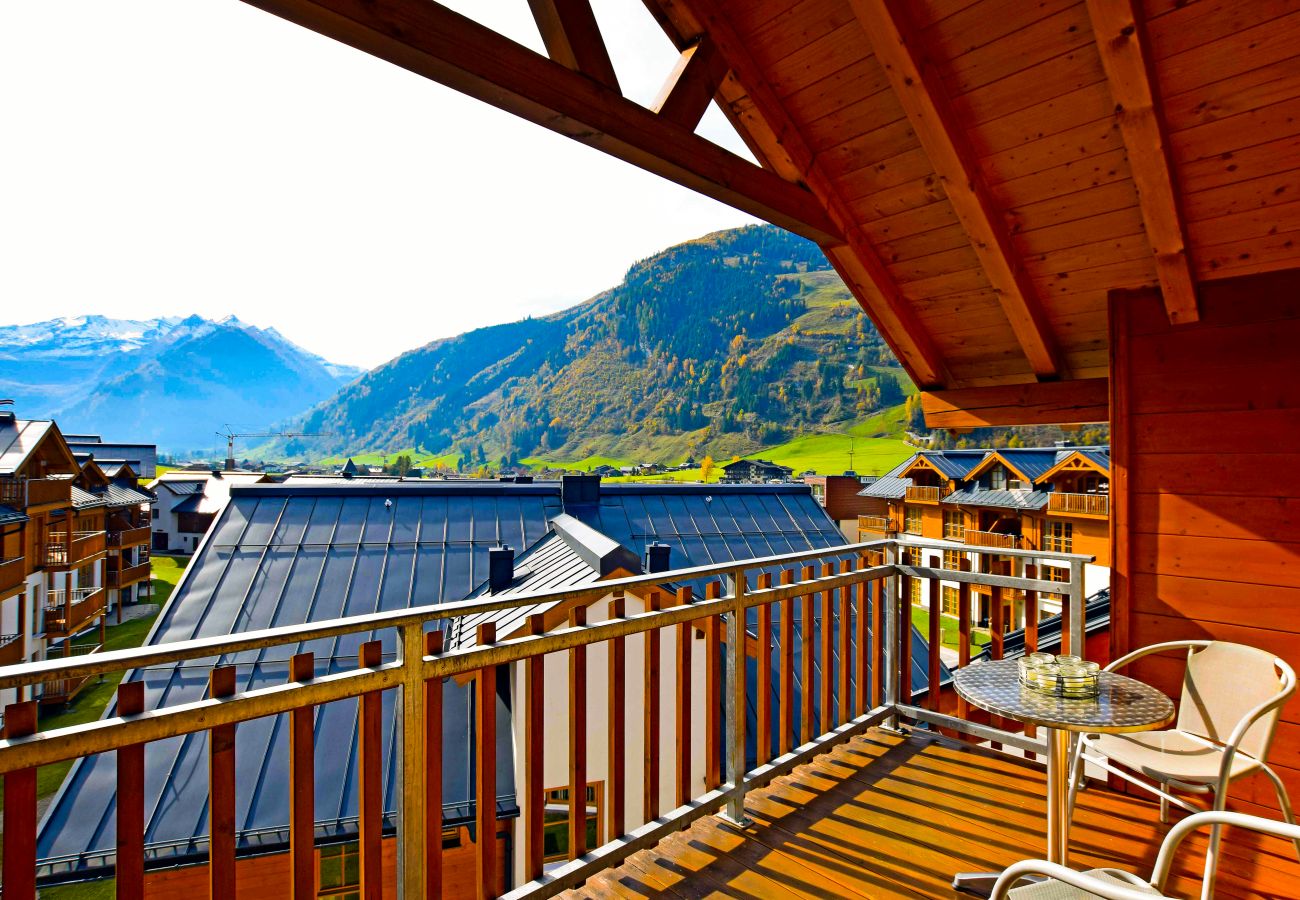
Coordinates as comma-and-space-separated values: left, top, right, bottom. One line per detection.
0, 537, 1093, 899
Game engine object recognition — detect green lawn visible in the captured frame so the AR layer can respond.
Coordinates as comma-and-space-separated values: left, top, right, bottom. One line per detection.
911, 605, 990, 657
757, 431, 914, 478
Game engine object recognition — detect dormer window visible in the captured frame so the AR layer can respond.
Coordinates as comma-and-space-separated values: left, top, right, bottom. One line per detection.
990, 467, 1005, 490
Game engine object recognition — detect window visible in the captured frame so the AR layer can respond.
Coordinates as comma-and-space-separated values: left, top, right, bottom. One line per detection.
1007, 476, 1024, 491
909, 577, 923, 605
943, 549, 965, 570
904, 505, 922, 534
941, 585, 959, 616
151, 508, 159, 520
543, 783, 603, 863
942, 510, 964, 540
318, 842, 359, 900
1040, 564, 1069, 583
1043, 521, 1074, 553
990, 467, 1006, 490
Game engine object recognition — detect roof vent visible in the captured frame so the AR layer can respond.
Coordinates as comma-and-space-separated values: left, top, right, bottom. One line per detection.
561, 474, 600, 511
1054, 440, 1075, 448
489, 544, 515, 594
0, 399, 14, 424
646, 541, 671, 574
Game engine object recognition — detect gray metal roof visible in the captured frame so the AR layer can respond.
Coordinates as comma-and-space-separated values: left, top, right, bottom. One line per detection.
857, 457, 912, 499
70, 486, 106, 510
0, 419, 55, 475
97, 483, 154, 508
913, 450, 986, 479
942, 488, 1050, 510
997, 449, 1068, 481
0, 504, 28, 527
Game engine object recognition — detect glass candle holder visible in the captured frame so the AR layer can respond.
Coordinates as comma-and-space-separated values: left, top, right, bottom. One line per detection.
1026, 652, 1055, 667
1055, 654, 1082, 667
1017, 656, 1042, 688
1059, 661, 1100, 698
1034, 664, 1061, 695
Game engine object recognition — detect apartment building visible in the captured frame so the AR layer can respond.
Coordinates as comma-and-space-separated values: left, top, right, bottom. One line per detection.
146, 470, 268, 553
857, 444, 1110, 634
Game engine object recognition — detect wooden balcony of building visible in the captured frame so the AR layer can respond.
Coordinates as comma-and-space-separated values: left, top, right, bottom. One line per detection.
1048, 492, 1110, 518
0, 632, 24, 667
904, 484, 948, 504
0, 555, 26, 597
856, 515, 896, 539
962, 529, 1021, 551
35, 642, 101, 706
43, 531, 107, 569
107, 524, 151, 549
107, 560, 151, 590
0, 477, 72, 511
42, 587, 106, 639
573, 729, 1300, 899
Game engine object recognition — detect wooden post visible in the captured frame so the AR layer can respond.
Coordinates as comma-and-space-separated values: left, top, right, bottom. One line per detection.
704, 582, 721, 791
855, 557, 869, 716
643, 589, 661, 819
778, 568, 795, 756
288, 653, 315, 900
898, 570, 913, 706
116, 681, 146, 900
755, 573, 772, 766
957, 558, 972, 720
569, 606, 587, 859
800, 564, 815, 742
358, 641, 383, 900
208, 665, 238, 900
675, 586, 693, 806
425, 632, 445, 900
1024, 565, 1040, 655
605, 595, 625, 843
871, 578, 884, 708
2, 702, 38, 900
820, 561, 835, 732
475, 624, 497, 900
927, 555, 942, 711
523, 615, 544, 881
991, 564, 1007, 661
838, 560, 852, 726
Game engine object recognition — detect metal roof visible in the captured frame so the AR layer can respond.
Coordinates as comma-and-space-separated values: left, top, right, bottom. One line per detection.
996, 449, 1069, 482
857, 458, 912, 499
942, 488, 1050, 510
0, 504, 28, 527
0, 419, 56, 475
70, 486, 106, 510
910, 450, 986, 479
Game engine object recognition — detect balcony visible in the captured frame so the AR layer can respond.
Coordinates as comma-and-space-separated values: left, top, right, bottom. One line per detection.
107, 560, 151, 590
1048, 491, 1110, 517
0, 632, 23, 667
42, 587, 106, 638
904, 484, 945, 503
963, 528, 1021, 550
44, 531, 106, 569
107, 524, 151, 549
34, 642, 101, 705
856, 514, 896, 538
0, 555, 25, 597
0, 477, 72, 510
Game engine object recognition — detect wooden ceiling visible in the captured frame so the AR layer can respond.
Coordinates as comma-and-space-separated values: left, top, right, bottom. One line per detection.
241, 0, 1300, 423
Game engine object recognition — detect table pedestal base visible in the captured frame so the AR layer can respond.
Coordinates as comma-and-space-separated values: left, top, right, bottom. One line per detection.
951, 728, 1073, 897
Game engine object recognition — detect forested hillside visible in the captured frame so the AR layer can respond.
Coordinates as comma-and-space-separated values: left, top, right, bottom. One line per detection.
283, 226, 909, 467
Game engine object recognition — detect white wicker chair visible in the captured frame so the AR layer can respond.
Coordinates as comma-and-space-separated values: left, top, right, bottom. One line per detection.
1066, 640, 1299, 899
990, 810, 1300, 899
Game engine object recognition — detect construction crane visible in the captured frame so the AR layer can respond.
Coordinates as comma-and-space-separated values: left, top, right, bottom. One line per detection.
217, 427, 328, 471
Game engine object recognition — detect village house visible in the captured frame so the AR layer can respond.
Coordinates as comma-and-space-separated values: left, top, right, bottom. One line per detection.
145, 470, 269, 553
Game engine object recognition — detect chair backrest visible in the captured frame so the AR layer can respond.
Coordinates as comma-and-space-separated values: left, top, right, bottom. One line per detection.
1177, 642, 1290, 759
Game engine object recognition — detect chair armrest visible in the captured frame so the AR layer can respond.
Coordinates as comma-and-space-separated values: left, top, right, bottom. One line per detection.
991, 860, 1165, 900
1104, 640, 1211, 674
1152, 810, 1300, 892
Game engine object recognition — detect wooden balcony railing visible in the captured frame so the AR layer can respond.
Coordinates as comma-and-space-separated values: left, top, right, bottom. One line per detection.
1048, 492, 1110, 516
107, 525, 151, 549
35, 642, 101, 705
0, 555, 26, 596
0, 477, 72, 509
0, 632, 23, 667
963, 529, 1020, 550
904, 484, 944, 503
42, 587, 106, 638
0, 539, 1092, 899
856, 514, 895, 537
44, 531, 106, 568
107, 561, 151, 590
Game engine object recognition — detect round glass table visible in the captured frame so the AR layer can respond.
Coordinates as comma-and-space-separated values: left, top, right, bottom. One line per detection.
951, 658, 1174, 897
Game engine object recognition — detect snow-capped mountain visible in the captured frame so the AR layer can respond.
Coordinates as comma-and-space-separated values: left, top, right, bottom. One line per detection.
0, 315, 364, 452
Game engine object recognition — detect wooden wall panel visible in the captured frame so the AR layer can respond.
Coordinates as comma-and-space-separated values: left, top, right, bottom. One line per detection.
1111, 269, 1300, 816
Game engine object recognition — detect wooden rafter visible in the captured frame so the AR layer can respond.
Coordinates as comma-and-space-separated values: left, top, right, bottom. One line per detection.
921, 379, 1110, 428
652, 35, 725, 132
239, 0, 842, 245
851, 0, 1067, 382
527, 0, 620, 93
649, 0, 952, 389
1086, 0, 1198, 325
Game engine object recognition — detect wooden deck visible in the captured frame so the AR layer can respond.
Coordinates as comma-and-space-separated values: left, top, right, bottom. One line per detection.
568, 729, 1300, 899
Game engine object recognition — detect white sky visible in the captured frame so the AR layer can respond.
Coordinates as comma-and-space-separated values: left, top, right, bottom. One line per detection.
0, 1, 757, 368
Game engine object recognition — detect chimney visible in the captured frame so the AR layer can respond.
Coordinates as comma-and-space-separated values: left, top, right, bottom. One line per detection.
561, 474, 600, 512
645, 541, 671, 574
0, 399, 14, 425
489, 544, 515, 594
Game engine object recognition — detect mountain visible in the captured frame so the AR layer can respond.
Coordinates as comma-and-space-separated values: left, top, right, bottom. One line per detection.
280, 225, 911, 468
0, 315, 363, 452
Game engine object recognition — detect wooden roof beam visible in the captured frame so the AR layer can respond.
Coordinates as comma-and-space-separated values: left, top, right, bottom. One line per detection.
239, 0, 842, 245
527, 0, 621, 94
651, 36, 726, 132
1086, 0, 1198, 325
921, 379, 1109, 428
852, 0, 1067, 382
653, 0, 952, 389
